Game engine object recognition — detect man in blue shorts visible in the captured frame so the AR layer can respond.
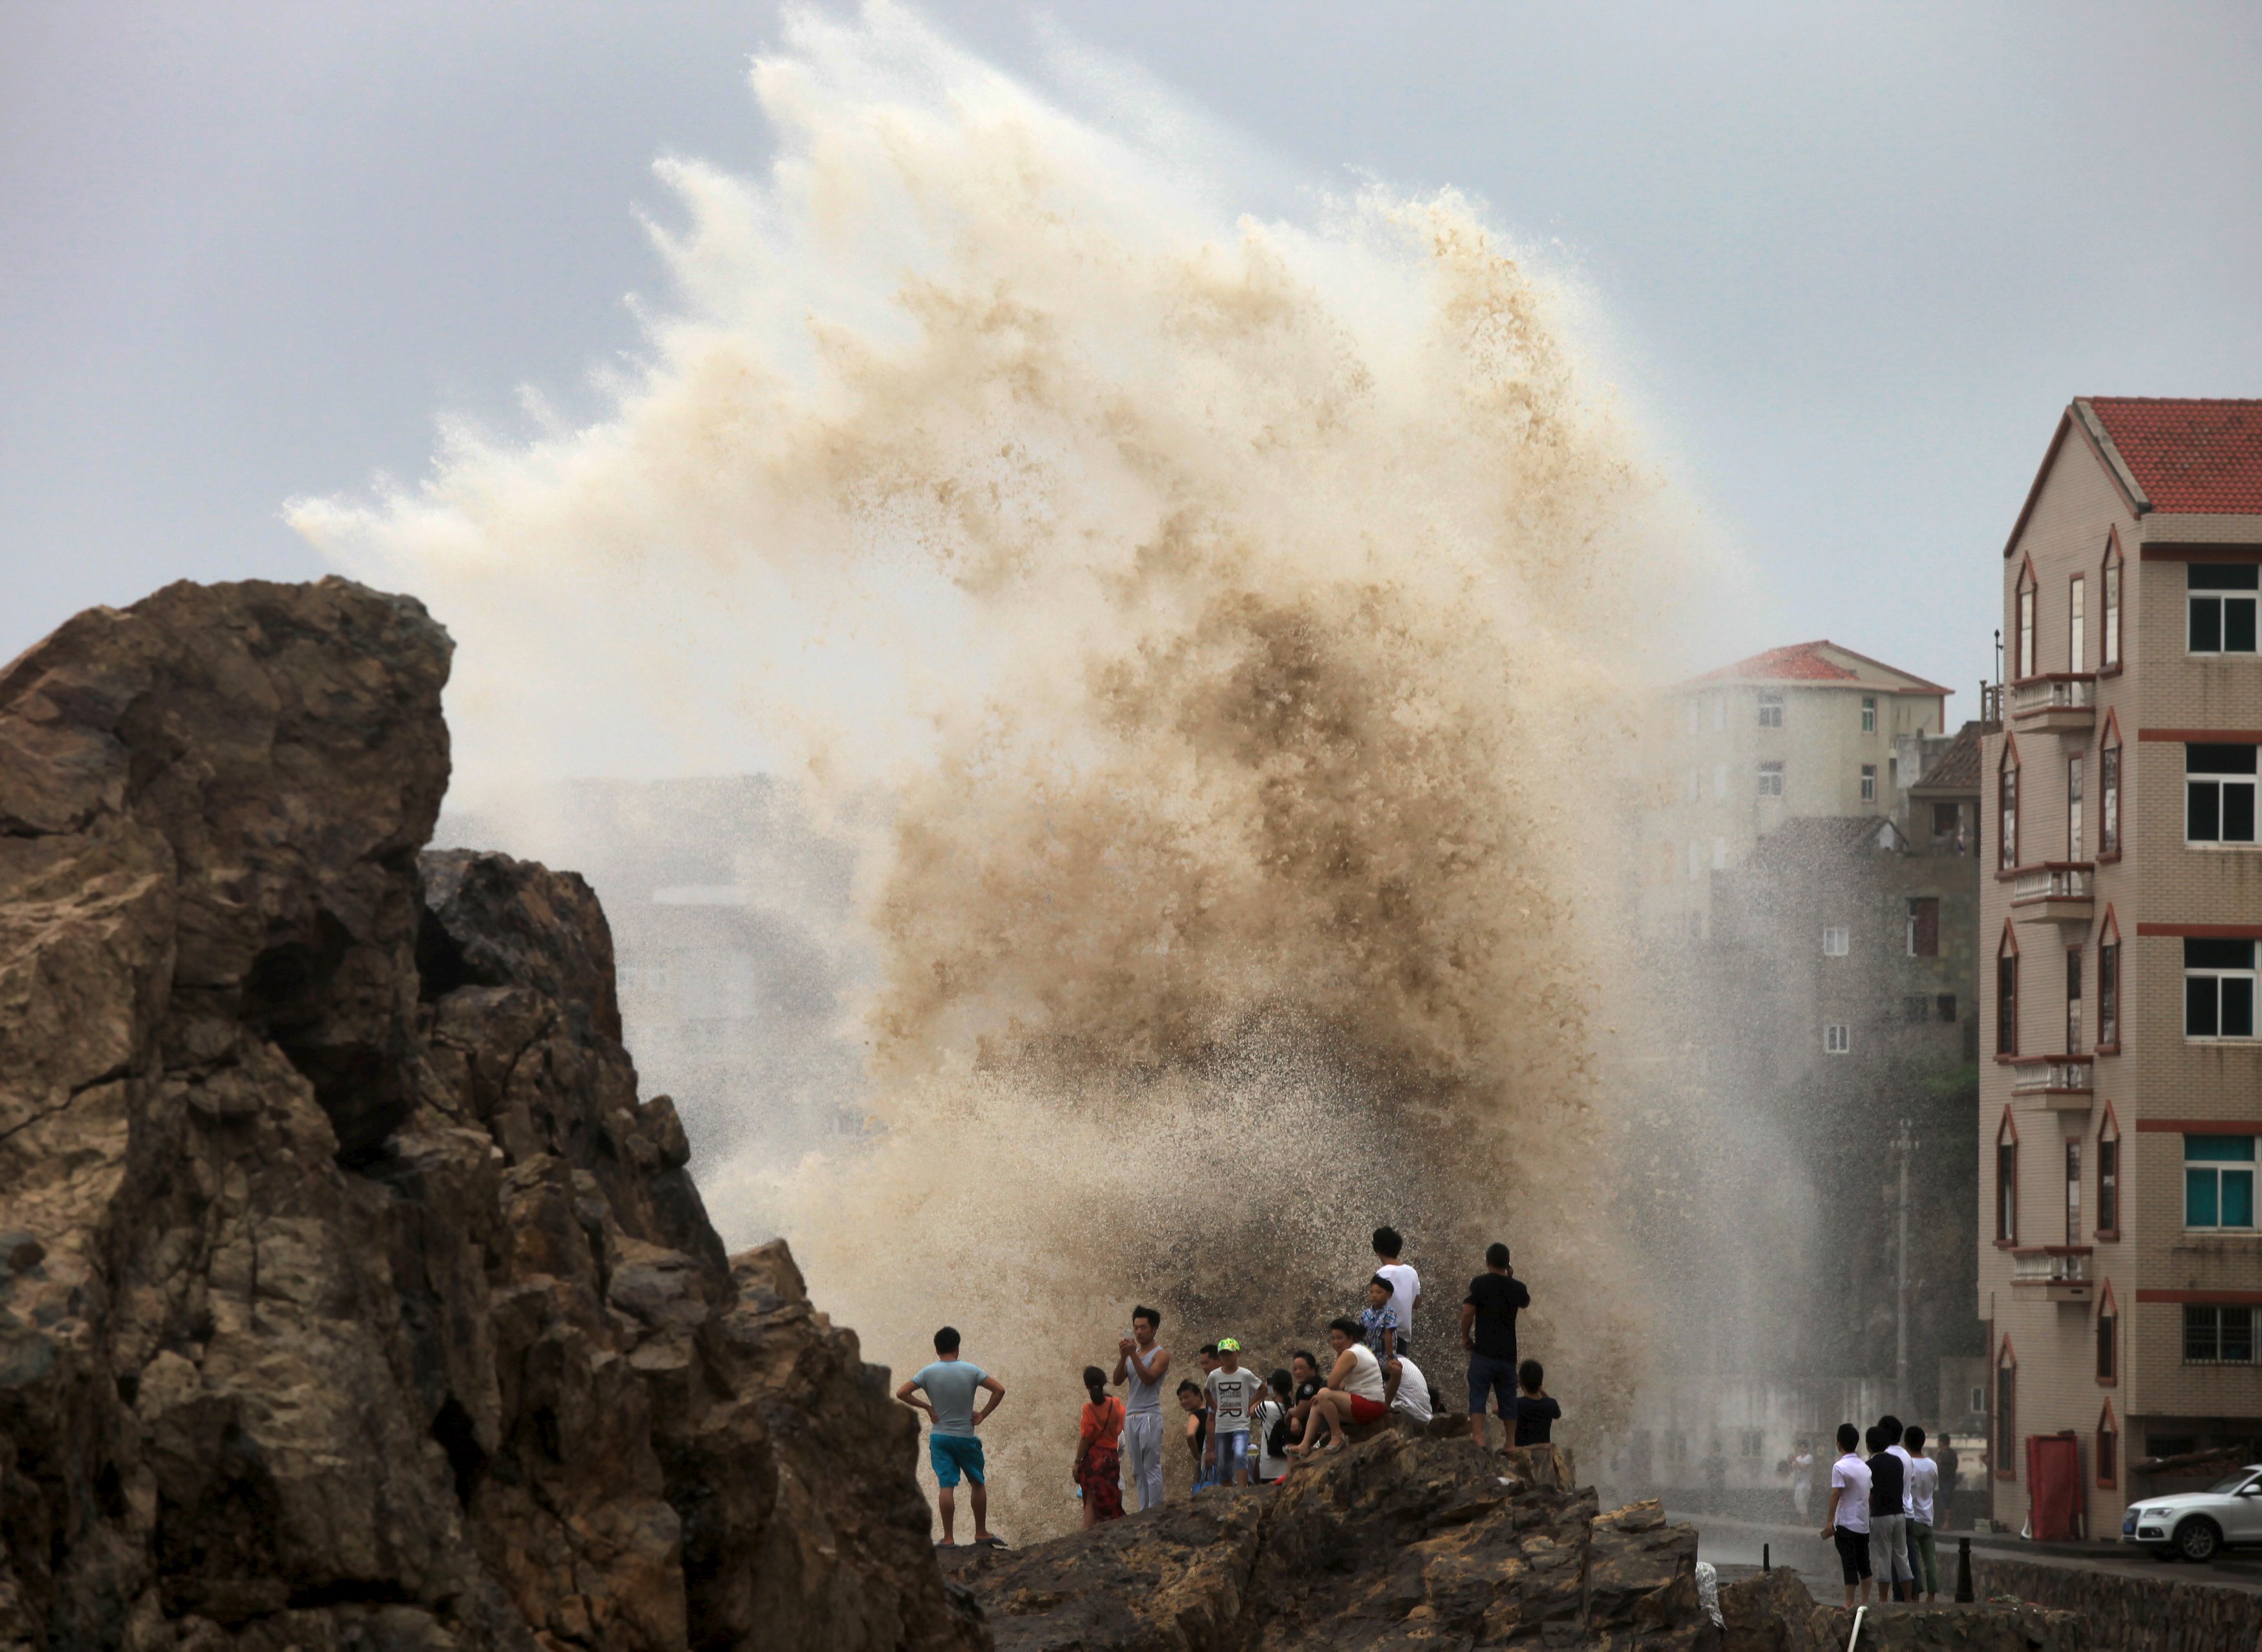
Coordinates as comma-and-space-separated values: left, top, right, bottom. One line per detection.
896, 1326, 1007, 1547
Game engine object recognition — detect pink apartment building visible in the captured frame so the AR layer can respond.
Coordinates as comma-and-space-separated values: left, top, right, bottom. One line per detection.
1980, 397, 2262, 1537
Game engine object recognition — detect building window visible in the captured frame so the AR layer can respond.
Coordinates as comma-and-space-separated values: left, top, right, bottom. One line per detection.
2098, 937, 2119, 1049
1997, 931, 2020, 1057
2065, 1138, 2082, 1244
2100, 741, 2119, 857
2066, 754, 2084, 860
2017, 569, 2036, 679
2185, 1134, 2257, 1230
2184, 1306, 2257, 1365
1823, 926, 1850, 956
2068, 574, 2086, 674
2097, 1114, 2119, 1236
1685, 698, 1702, 736
2102, 541, 2122, 669
1713, 695, 1727, 732
1758, 692, 1784, 728
1861, 763, 1877, 803
1824, 1023, 1851, 1055
2186, 938, 2257, 1039
1996, 1112, 2018, 1244
1907, 897, 1940, 958
1757, 761, 1784, 797
1862, 695, 1877, 733
2189, 564, 2259, 654
2095, 1298, 2116, 1382
2066, 946, 2084, 1054
2186, 743, 2257, 843
1994, 1340, 2017, 1477
1713, 763, 1727, 800
1711, 836, 1727, 871
1686, 840, 1703, 883
2097, 1403, 2117, 1488
1937, 993, 1958, 1022
1999, 747, 2020, 871
1932, 800, 1961, 840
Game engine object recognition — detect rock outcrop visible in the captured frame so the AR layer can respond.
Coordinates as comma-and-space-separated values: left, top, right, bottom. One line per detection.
952, 1437, 1705, 1650
0, 580, 982, 1652
953, 1432, 2095, 1652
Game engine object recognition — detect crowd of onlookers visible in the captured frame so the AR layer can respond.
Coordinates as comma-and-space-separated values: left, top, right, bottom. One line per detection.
1819, 1415, 1946, 1606
895, 1227, 1557, 1547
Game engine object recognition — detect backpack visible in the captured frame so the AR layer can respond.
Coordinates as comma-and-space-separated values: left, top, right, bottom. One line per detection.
1264, 1400, 1291, 1460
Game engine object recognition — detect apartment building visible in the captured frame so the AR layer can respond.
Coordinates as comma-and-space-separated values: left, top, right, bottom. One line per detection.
1649, 641, 1952, 941
1978, 397, 2262, 1537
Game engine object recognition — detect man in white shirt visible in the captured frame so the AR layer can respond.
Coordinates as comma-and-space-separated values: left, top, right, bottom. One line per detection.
1903, 1424, 1942, 1602
1383, 1351, 1433, 1427
1373, 1226, 1421, 1361
1819, 1422, 1874, 1609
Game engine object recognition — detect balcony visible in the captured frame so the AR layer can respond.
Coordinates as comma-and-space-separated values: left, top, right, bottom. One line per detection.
2009, 673, 2096, 733
2008, 862, 2094, 926
2010, 1246, 2093, 1302
2009, 1055, 2093, 1109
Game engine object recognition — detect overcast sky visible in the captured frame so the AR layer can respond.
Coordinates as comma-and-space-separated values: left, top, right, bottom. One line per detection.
5, 1, 2258, 710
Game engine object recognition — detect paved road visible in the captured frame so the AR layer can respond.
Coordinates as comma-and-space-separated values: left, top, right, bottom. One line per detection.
1671, 1508, 2262, 1600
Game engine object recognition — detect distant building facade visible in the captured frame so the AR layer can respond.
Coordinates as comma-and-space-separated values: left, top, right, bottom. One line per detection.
1979, 397, 2262, 1537
1647, 641, 1952, 942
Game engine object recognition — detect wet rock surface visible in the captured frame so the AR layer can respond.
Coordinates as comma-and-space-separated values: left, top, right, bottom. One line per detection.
0, 580, 981, 1652
1715, 1571, 2088, 1652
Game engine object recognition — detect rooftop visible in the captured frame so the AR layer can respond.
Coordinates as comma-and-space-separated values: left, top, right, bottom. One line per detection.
1687, 639, 1951, 695
2083, 397, 2262, 516
1911, 724, 1984, 794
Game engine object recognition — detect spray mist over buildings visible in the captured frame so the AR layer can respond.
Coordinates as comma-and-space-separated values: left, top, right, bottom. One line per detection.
294, 1, 1768, 1532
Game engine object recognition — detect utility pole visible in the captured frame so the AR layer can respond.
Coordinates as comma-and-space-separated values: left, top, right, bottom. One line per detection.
1895, 1118, 1915, 1418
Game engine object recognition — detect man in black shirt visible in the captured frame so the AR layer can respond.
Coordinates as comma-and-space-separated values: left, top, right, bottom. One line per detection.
1460, 1242, 1530, 1449
1865, 1424, 1913, 1602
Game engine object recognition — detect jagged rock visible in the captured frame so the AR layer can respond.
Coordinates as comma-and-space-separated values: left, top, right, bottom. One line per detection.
950, 1436, 1693, 1651
0, 579, 982, 1652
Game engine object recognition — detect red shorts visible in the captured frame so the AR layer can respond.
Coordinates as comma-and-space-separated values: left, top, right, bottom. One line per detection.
1348, 1395, 1388, 1424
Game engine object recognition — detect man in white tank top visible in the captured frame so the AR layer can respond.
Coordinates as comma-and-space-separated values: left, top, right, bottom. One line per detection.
1289, 1318, 1392, 1456
1112, 1307, 1170, 1509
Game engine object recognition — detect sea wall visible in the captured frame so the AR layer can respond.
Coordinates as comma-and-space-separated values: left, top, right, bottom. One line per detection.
1972, 1557, 2262, 1652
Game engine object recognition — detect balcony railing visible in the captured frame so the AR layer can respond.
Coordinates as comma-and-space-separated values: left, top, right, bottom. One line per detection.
2009, 1056, 2093, 1096
2011, 1247, 2091, 1285
2010, 674, 2096, 717
2011, 863, 2093, 904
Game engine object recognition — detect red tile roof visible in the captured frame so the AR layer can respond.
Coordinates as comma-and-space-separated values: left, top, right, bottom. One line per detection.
1691, 640, 1949, 694
2084, 397, 2262, 516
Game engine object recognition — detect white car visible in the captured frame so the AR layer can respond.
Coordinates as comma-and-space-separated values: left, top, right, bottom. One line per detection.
2122, 1465, 2262, 1562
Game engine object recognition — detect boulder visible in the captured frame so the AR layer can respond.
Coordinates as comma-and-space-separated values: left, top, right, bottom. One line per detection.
0, 580, 982, 1652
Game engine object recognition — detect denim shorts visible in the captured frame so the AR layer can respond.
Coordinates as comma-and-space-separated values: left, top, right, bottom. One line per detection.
1211, 1428, 1249, 1477
1468, 1353, 1518, 1415
929, 1432, 986, 1487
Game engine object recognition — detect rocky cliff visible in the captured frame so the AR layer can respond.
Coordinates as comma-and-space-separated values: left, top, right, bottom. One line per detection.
0, 579, 982, 1652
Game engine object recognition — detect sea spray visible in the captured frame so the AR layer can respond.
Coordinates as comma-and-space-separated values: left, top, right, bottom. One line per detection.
296, 0, 1714, 1537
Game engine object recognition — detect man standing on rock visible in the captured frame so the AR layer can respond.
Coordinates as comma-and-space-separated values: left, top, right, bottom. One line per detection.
1113, 1307, 1171, 1510
1821, 1421, 1874, 1608
1373, 1226, 1421, 1360
897, 1327, 1006, 1549
1461, 1242, 1529, 1448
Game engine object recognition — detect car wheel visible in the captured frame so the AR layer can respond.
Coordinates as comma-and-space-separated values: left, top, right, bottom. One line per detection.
2174, 1518, 2222, 1563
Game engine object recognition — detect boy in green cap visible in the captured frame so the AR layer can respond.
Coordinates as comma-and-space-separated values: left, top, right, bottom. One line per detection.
1203, 1337, 1263, 1488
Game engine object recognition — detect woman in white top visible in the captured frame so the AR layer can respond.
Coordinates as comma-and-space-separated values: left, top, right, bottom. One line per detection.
1290, 1318, 1391, 1457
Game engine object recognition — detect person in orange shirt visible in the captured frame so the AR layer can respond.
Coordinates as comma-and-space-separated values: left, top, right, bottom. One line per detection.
1075, 1364, 1126, 1527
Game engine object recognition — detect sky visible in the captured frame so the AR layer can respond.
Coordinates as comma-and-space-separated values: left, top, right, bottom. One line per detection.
4, 0, 2259, 712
